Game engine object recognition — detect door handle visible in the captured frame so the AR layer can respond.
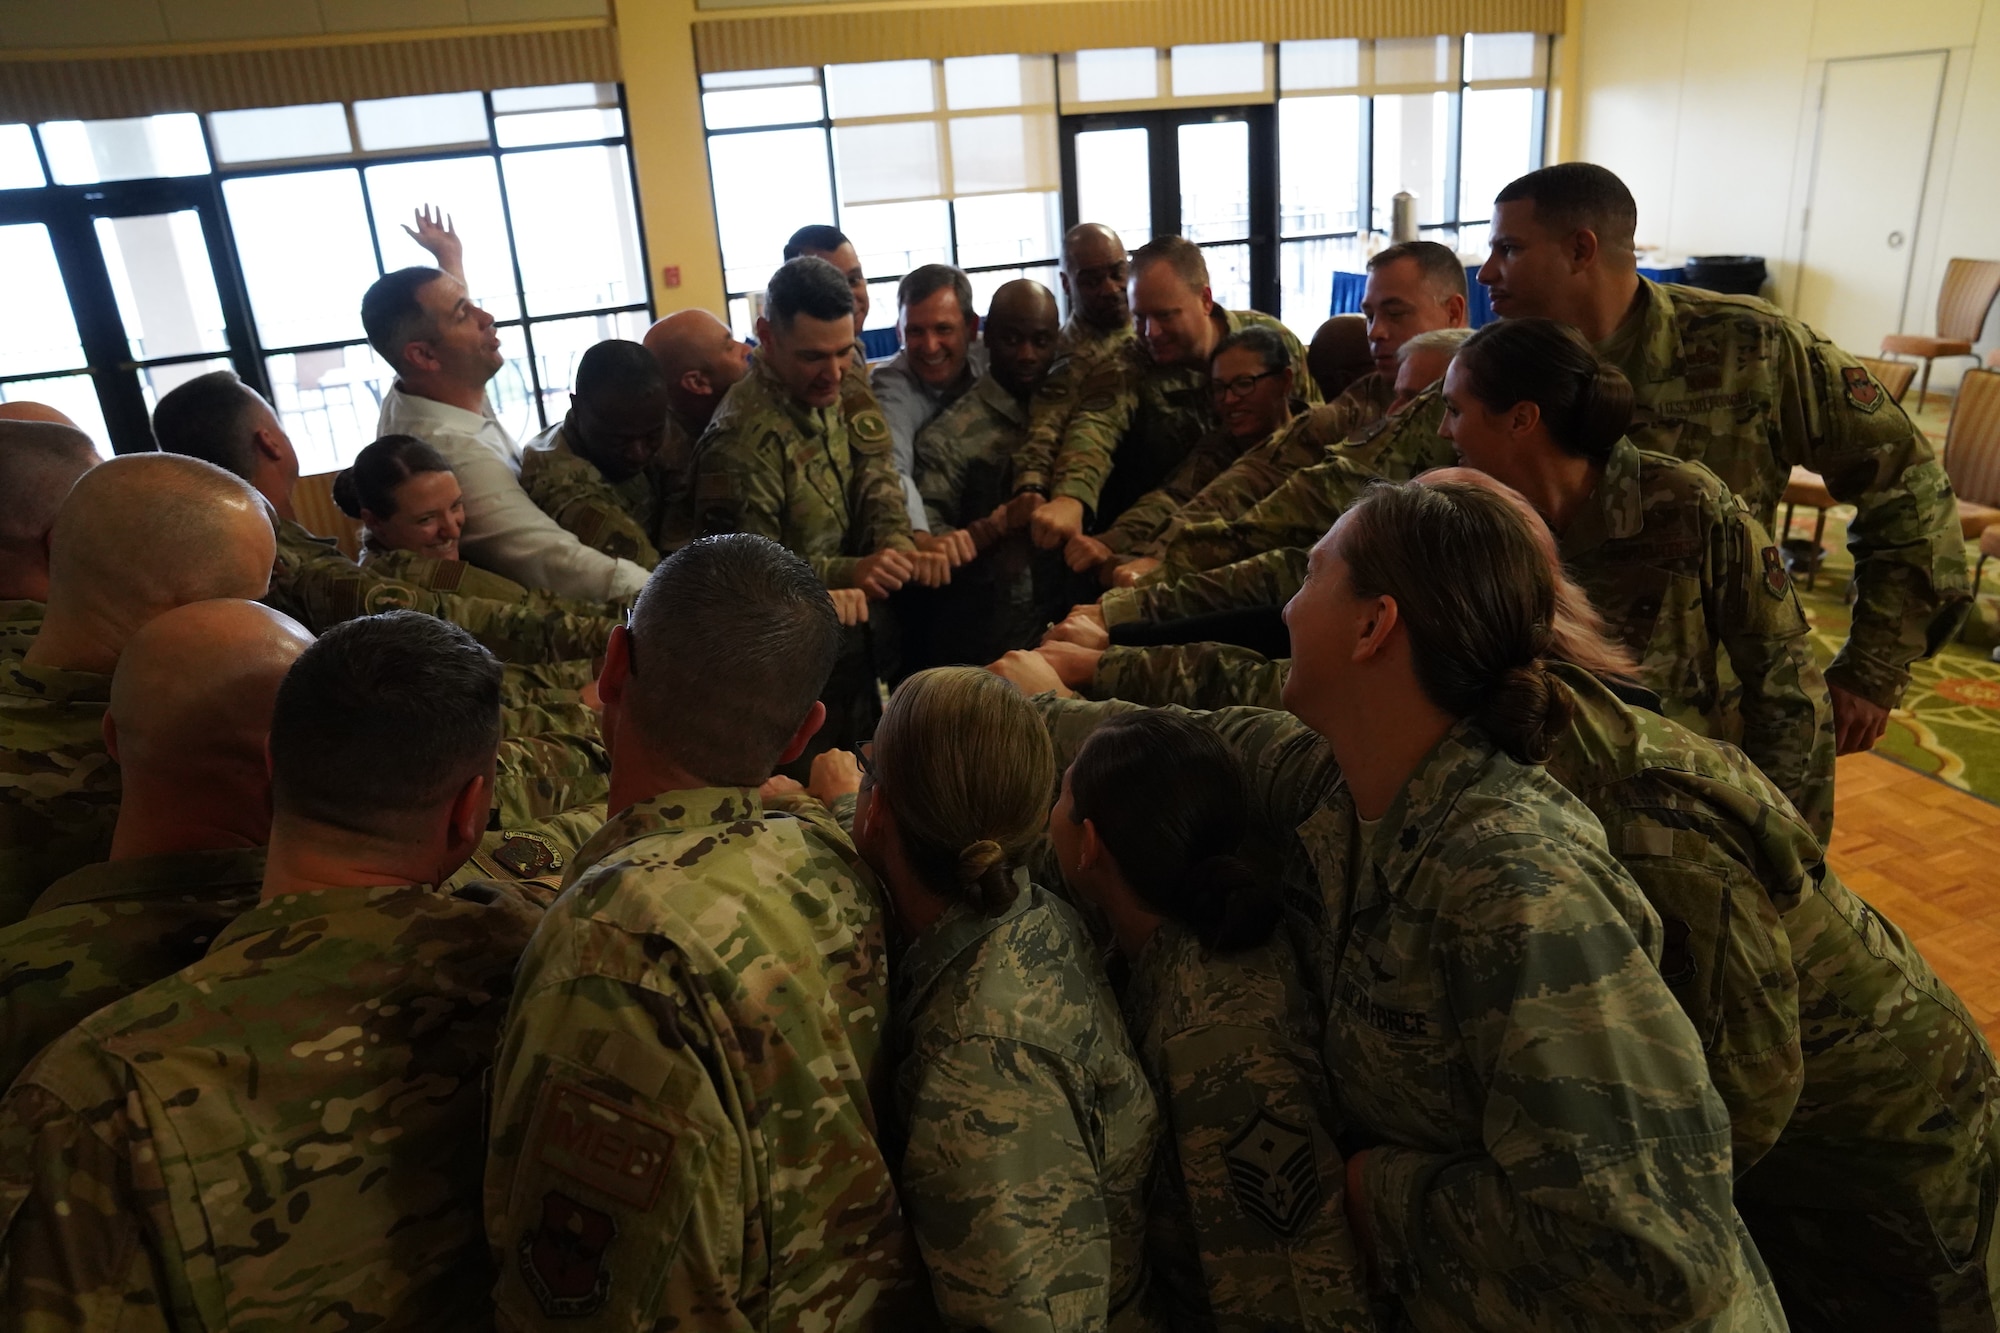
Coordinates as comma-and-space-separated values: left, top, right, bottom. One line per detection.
1888, 231, 1906, 249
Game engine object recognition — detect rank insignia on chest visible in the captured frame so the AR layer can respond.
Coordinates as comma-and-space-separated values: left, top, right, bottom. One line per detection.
1221, 1109, 1322, 1239
1761, 545, 1789, 598
1842, 365, 1882, 412
495, 831, 561, 878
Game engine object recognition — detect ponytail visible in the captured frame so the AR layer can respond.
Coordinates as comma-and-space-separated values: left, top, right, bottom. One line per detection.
1453, 317, 1633, 463
1067, 710, 1278, 954
958, 839, 1016, 915
331, 466, 364, 519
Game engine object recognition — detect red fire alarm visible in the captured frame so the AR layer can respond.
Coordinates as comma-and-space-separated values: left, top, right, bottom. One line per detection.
662, 265, 682, 289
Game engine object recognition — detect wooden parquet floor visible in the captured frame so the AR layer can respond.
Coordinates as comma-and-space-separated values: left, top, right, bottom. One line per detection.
1830, 752, 2000, 1042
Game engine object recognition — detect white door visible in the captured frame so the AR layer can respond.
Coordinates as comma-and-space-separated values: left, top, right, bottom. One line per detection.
1794, 52, 1945, 352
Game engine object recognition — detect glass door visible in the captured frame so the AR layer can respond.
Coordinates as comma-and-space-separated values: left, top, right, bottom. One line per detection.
0, 179, 258, 453
1060, 104, 1277, 313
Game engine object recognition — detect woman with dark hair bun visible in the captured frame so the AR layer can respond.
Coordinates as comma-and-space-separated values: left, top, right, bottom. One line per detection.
1053, 708, 1373, 1330
1440, 316, 1834, 839
336, 435, 624, 617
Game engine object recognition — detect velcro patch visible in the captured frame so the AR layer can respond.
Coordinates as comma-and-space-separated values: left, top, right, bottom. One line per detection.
848, 410, 890, 445
1222, 1110, 1321, 1240
1842, 364, 1882, 412
1761, 544, 1790, 599
519, 1191, 616, 1318
494, 831, 561, 878
534, 1080, 676, 1211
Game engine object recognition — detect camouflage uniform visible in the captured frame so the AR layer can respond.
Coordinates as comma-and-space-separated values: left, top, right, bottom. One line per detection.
519, 420, 663, 569
1102, 548, 1309, 633
915, 372, 1054, 663
1013, 310, 1320, 528
1124, 920, 1375, 1332
1029, 695, 1785, 1330
494, 732, 609, 827
1153, 394, 1452, 580
486, 787, 913, 1330
0, 656, 115, 928
1057, 315, 1134, 366
269, 518, 616, 666
0, 845, 264, 1091
361, 543, 625, 620
0, 599, 42, 659
892, 872, 1159, 1331
695, 360, 916, 754
1094, 418, 1275, 558
0, 877, 547, 1331
1557, 438, 1835, 837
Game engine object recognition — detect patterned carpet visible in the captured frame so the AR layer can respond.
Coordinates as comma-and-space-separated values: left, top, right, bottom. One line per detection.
1785, 388, 2000, 804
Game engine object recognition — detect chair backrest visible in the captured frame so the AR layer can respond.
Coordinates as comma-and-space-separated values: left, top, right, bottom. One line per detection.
293, 470, 364, 562
1856, 355, 1917, 405
1944, 368, 2000, 507
1937, 258, 2000, 342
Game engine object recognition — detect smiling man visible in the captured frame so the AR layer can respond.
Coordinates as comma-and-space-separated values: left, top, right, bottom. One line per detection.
367, 266, 650, 601
520, 339, 673, 568
872, 264, 988, 541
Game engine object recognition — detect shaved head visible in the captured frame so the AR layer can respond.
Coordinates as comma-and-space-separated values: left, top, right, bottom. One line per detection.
642, 308, 752, 428
0, 402, 80, 429
1060, 223, 1131, 335
1307, 314, 1372, 401
984, 280, 1063, 398
40, 454, 277, 667
108, 599, 312, 797
988, 279, 1059, 328
0, 421, 100, 601
1062, 222, 1126, 272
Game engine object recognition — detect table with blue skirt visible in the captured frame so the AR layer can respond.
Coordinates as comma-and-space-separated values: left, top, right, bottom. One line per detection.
1329, 263, 1687, 325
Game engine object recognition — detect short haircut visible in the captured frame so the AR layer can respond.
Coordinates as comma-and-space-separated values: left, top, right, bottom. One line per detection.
625, 534, 840, 784
332, 434, 452, 520
270, 610, 502, 836
1398, 326, 1475, 361
0, 421, 98, 548
897, 264, 974, 322
783, 224, 852, 261
1130, 235, 1209, 292
574, 339, 666, 405
152, 369, 263, 480
1369, 240, 1470, 301
1495, 163, 1639, 260
361, 265, 448, 370
1212, 325, 1291, 373
764, 256, 856, 332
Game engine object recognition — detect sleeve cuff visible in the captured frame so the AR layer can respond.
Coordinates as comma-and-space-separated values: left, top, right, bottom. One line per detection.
1100, 589, 1142, 628
1823, 652, 1908, 711
1361, 1144, 1442, 1293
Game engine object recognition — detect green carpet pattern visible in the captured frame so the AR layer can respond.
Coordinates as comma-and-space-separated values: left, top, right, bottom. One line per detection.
1786, 505, 2000, 802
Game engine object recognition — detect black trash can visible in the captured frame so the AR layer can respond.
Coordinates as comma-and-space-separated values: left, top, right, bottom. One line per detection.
1684, 255, 1768, 297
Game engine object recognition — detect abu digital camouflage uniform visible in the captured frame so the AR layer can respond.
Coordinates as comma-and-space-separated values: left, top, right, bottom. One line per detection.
1014, 309, 1320, 528
1123, 920, 1375, 1332
694, 357, 916, 587
0, 599, 42, 659
1153, 393, 1452, 580
892, 871, 1159, 1332
486, 787, 913, 1330
269, 518, 616, 665
1027, 695, 1785, 1331
0, 877, 547, 1331
518, 420, 664, 569
1561, 437, 1835, 839
0, 845, 264, 1091
915, 372, 1056, 663
1064, 653, 1811, 1170
0, 656, 115, 928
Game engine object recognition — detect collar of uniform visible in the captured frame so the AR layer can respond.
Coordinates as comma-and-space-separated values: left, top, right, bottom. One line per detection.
33, 845, 268, 914
893, 866, 1037, 1025
207, 881, 440, 953
521, 418, 568, 457
277, 516, 341, 558
971, 370, 1031, 429
747, 355, 831, 436
1558, 434, 1646, 560
1597, 277, 1677, 385
384, 382, 497, 435
1119, 916, 1193, 1036
1, 654, 111, 704
568, 786, 765, 886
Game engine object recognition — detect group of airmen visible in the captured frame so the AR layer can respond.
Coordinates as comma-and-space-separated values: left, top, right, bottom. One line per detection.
0, 155, 1995, 1332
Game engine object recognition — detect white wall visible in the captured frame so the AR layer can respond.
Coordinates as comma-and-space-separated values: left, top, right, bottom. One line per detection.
1572, 0, 2000, 388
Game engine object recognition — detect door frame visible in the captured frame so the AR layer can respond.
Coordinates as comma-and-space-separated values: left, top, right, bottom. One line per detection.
1058, 103, 1280, 315
0, 177, 265, 453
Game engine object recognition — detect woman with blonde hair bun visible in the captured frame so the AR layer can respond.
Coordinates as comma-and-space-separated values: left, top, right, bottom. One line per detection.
802, 665, 1159, 1331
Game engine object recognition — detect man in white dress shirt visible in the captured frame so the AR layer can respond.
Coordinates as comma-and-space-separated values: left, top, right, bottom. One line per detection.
362, 265, 649, 602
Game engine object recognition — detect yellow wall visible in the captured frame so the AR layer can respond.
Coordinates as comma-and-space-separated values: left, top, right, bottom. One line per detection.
614, 0, 730, 316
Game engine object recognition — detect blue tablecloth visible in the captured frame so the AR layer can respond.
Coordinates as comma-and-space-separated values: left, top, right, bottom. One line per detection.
860, 327, 901, 360
1330, 263, 1687, 327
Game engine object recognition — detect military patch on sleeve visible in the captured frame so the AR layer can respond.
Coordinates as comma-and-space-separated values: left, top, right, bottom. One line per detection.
533, 1080, 676, 1211
848, 409, 891, 445
1842, 364, 1883, 412
1221, 1109, 1321, 1240
494, 831, 561, 878
1761, 544, 1790, 598
519, 1191, 617, 1318
361, 582, 422, 613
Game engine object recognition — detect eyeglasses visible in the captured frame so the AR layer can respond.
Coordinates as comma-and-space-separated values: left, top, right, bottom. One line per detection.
1211, 369, 1281, 401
